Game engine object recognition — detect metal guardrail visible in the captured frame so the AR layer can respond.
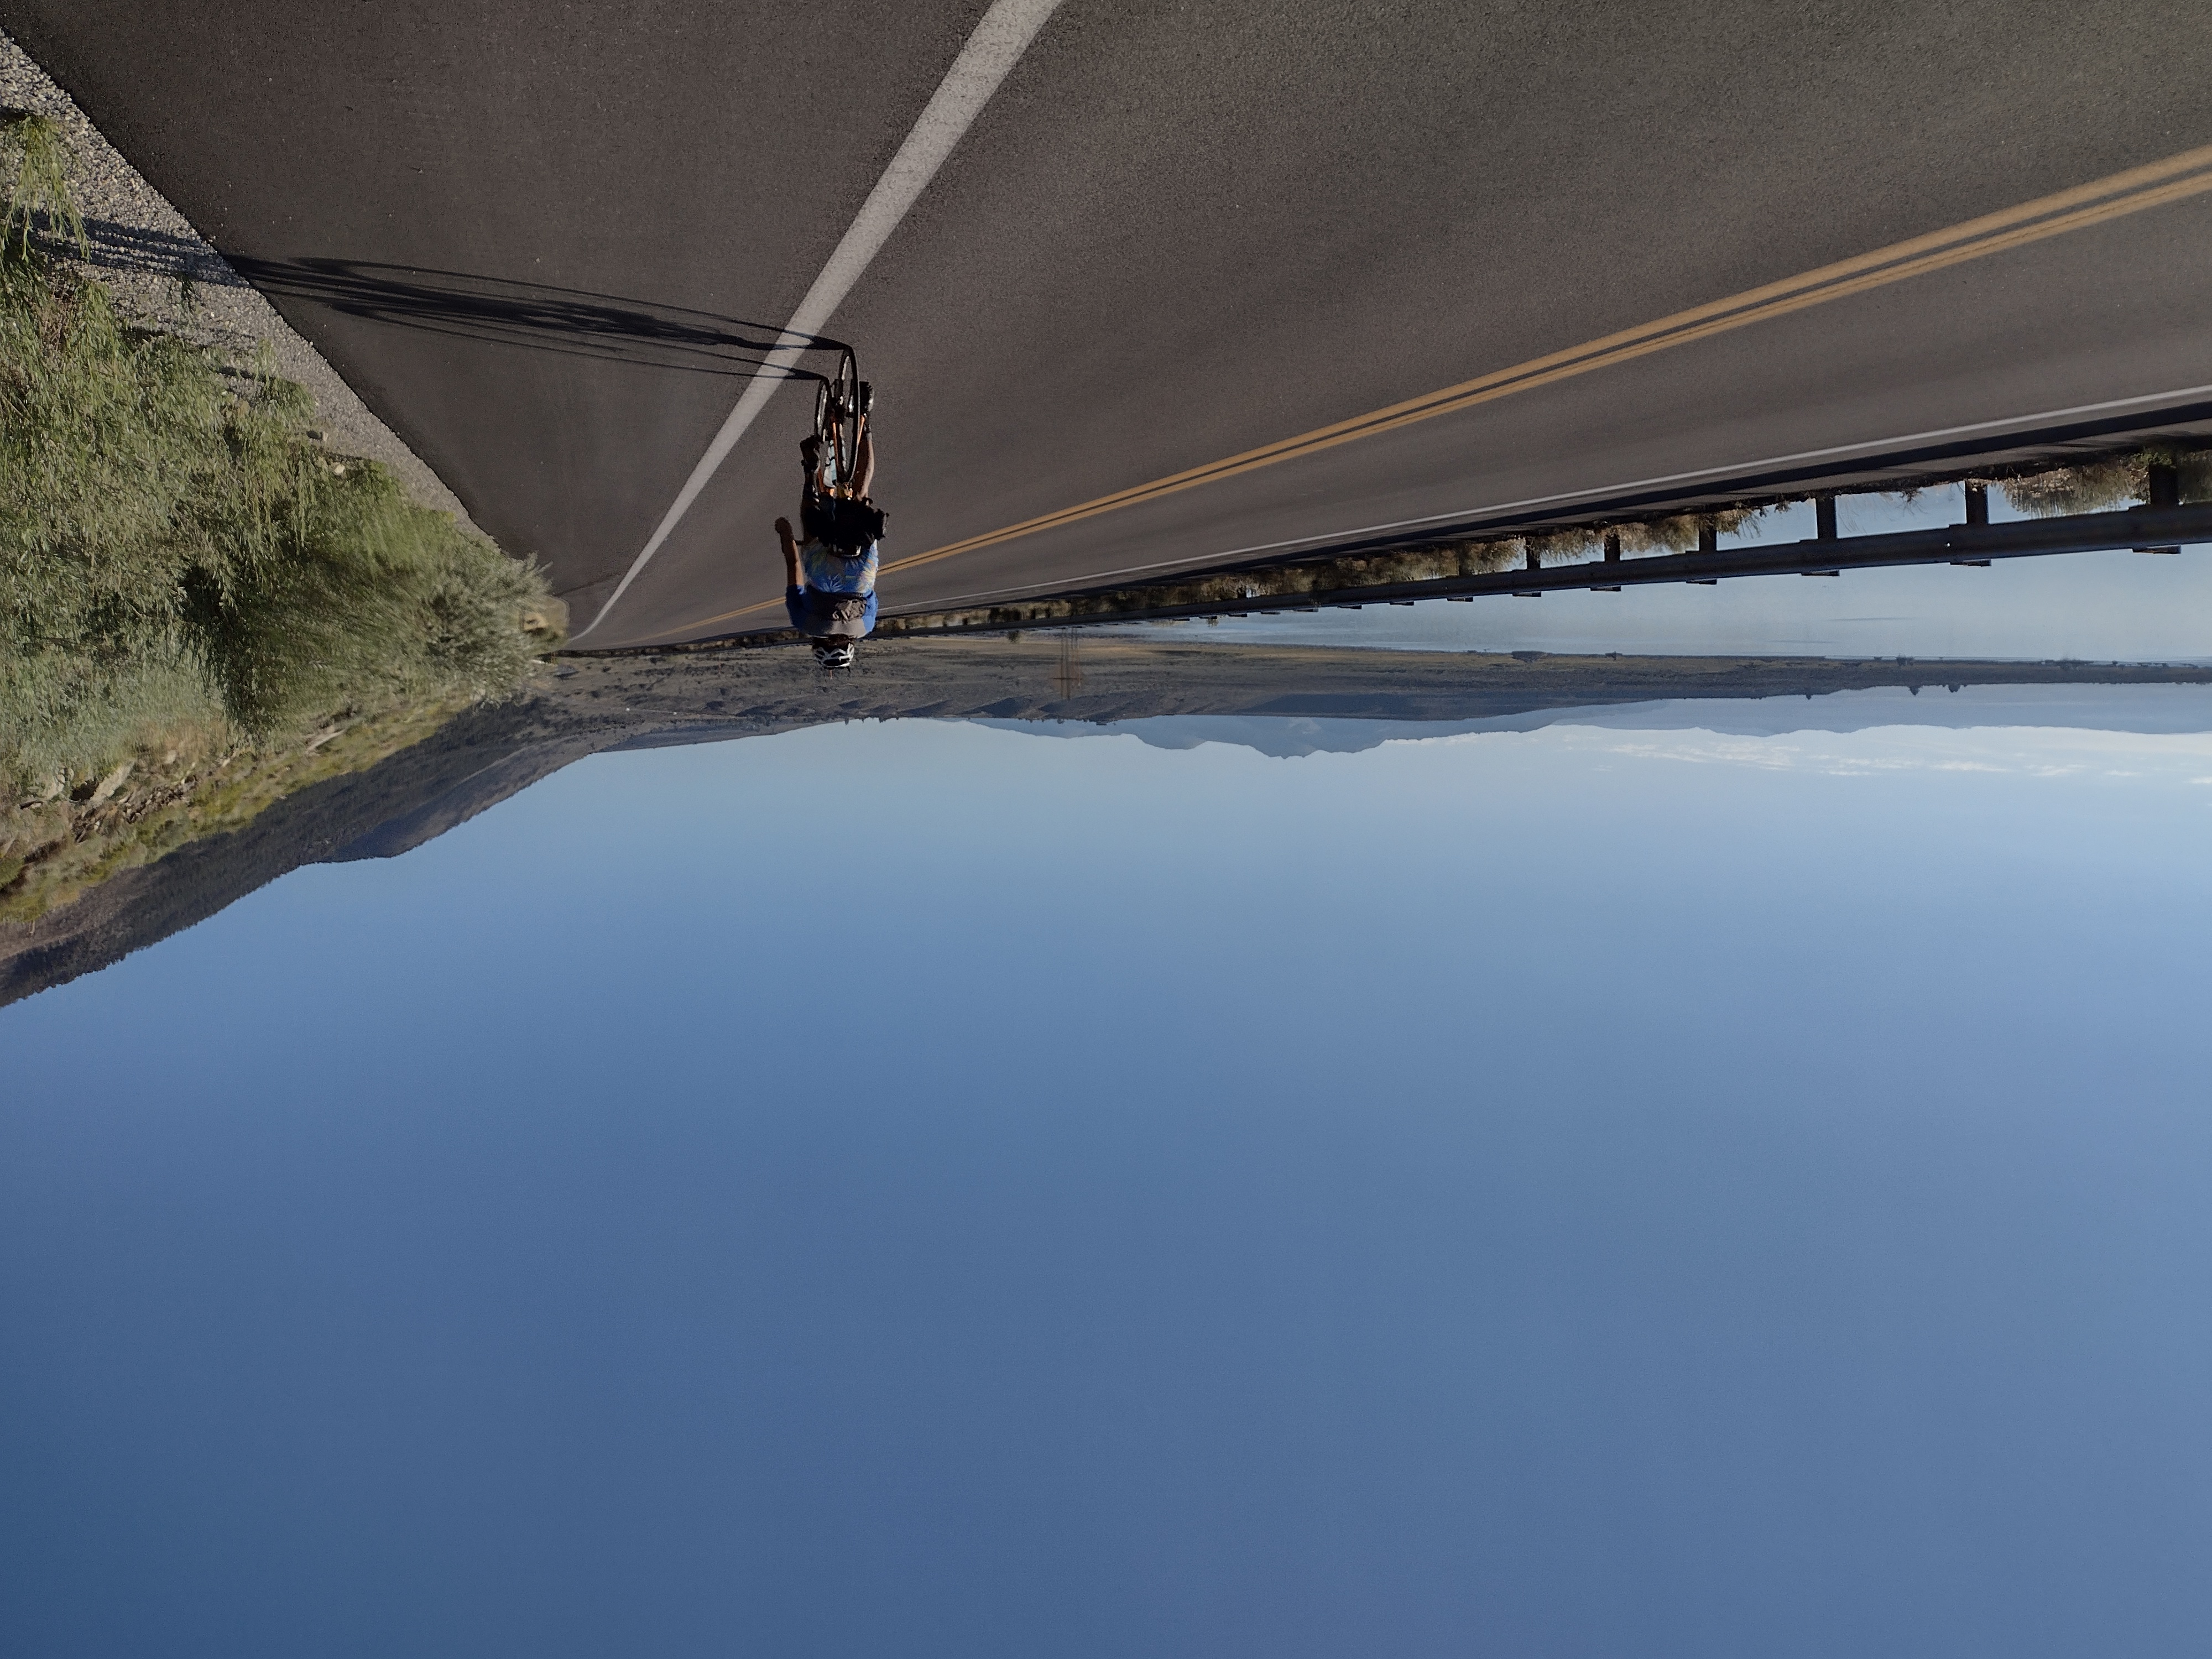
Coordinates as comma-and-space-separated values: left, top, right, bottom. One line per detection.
564, 497, 2212, 654
879, 500, 2212, 633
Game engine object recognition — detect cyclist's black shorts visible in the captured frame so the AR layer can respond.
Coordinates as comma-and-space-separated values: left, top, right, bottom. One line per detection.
802, 489, 887, 553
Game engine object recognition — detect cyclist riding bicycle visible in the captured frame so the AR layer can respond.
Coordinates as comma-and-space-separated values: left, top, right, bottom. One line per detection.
777, 396, 883, 669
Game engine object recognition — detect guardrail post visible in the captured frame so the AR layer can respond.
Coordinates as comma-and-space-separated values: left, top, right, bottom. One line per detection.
1697, 518, 1718, 556
2138, 462, 2182, 551
1604, 530, 1621, 563
1815, 497, 1838, 540
1964, 483, 1989, 525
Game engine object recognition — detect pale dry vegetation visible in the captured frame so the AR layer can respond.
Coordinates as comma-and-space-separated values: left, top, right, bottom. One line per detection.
1997, 450, 2212, 516
1, 118, 561, 919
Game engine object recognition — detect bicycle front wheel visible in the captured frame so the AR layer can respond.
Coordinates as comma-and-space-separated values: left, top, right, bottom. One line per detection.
829, 349, 861, 484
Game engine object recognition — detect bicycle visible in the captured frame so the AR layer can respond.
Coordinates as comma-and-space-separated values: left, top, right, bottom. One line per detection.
810, 345, 874, 495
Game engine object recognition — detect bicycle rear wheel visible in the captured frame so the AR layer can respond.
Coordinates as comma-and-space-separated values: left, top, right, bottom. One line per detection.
812, 374, 834, 467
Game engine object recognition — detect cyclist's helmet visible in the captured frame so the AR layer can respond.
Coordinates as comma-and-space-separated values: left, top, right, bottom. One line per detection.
812, 641, 857, 670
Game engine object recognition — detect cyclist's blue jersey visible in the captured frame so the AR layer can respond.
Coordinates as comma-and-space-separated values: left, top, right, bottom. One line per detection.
799, 539, 877, 594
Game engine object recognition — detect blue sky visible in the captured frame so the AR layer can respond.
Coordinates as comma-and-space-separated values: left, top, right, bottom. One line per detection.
5, 707, 2211, 1657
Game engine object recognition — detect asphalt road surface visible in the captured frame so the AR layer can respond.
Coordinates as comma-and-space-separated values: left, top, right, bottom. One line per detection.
9, 2, 2212, 648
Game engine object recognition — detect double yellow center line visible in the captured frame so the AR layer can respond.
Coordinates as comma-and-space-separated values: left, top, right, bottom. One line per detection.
681, 139, 2212, 634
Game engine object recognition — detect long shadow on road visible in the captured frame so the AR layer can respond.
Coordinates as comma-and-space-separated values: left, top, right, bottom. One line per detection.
230, 257, 847, 379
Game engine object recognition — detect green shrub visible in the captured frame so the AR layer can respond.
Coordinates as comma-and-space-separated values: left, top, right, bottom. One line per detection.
0, 249, 559, 795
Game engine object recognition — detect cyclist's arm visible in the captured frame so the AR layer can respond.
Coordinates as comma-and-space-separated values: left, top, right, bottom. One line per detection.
775, 517, 802, 588
853, 422, 876, 498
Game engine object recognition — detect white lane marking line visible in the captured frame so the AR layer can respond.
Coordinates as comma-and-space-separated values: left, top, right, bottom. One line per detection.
900, 381, 2212, 608
575, 0, 1068, 639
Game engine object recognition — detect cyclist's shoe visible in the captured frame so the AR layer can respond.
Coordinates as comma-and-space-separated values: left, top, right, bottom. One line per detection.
857, 380, 874, 418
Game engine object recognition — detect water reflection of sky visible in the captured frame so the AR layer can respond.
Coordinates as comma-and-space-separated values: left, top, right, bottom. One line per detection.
1192, 491, 2212, 660
6, 708, 2211, 1657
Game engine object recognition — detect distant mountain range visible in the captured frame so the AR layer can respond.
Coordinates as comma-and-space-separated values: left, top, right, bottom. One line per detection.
8, 640, 2206, 1006
975, 682, 2212, 758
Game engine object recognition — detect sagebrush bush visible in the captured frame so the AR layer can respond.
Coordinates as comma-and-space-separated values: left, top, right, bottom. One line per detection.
1999, 456, 2145, 517
1998, 450, 2212, 516
0, 251, 559, 791
1615, 508, 1762, 556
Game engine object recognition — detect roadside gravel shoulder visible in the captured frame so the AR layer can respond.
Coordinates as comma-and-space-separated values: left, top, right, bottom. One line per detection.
1, 27, 481, 532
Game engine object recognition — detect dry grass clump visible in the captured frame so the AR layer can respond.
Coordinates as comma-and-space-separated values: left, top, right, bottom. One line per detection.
1997, 449, 2212, 515
2000, 455, 2146, 516
1459, 539, 1527, 574
2, 111, 85, 257
1519, 528, 1604, 565
2179, 452, 2212, 502
1503, 505, 1771, 568
1611, 508, 1764, 556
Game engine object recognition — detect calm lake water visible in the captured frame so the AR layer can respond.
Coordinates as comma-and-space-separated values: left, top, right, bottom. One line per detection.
6, 697, 2211, 1657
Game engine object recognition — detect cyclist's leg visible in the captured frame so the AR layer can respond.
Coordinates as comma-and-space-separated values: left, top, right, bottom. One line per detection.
852, 419, 875, 499
799, 431, 833, 540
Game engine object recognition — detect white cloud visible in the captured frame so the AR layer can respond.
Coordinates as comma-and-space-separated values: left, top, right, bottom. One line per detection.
1431, 722, 2212, 785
